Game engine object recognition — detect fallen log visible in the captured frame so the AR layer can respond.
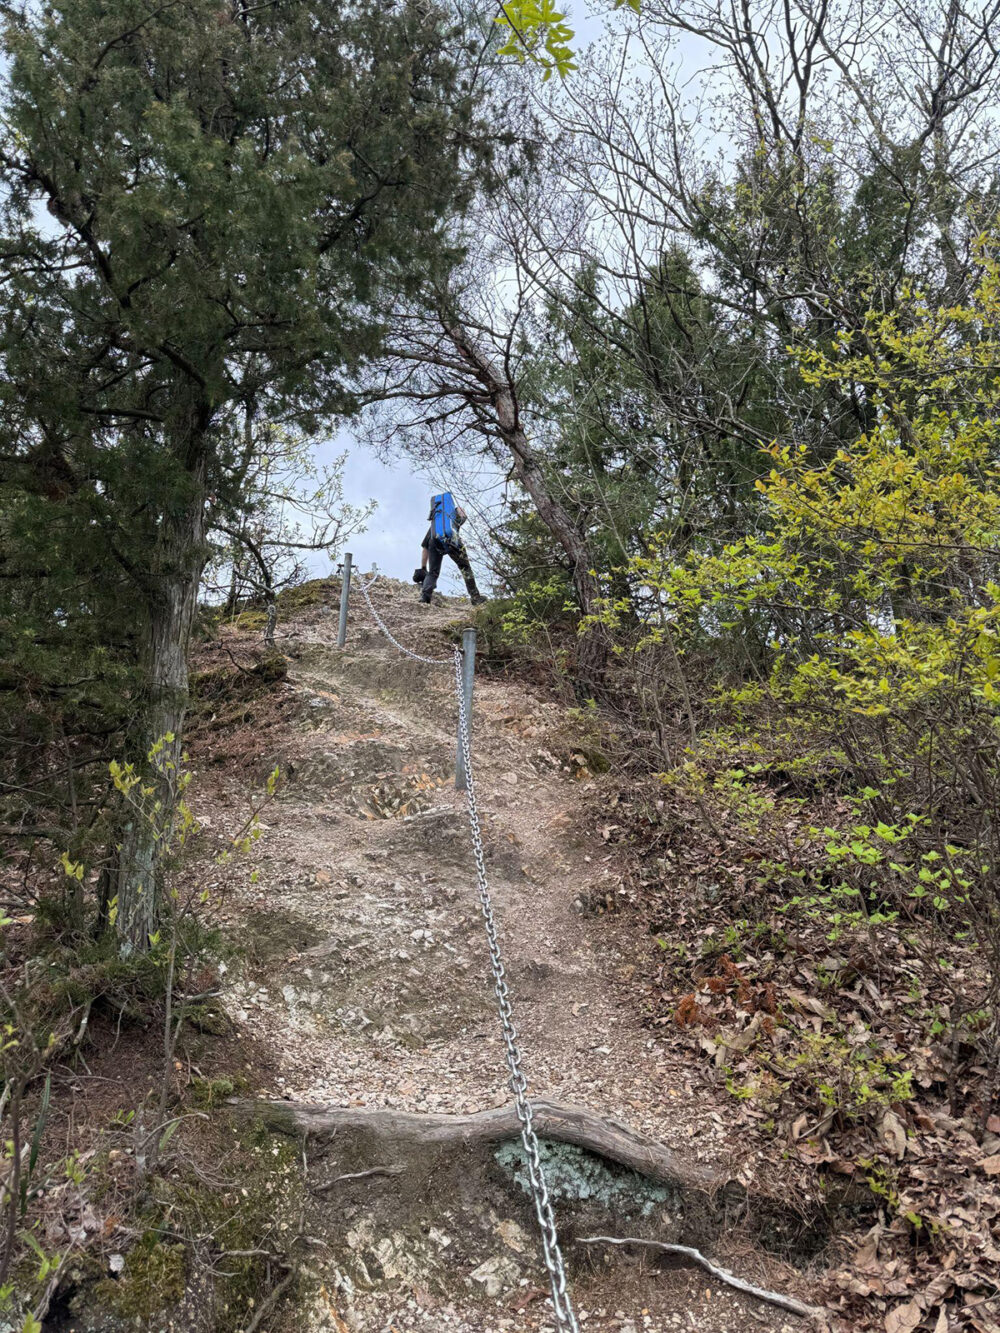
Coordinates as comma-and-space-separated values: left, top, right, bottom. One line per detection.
236, 1097, 724, 1194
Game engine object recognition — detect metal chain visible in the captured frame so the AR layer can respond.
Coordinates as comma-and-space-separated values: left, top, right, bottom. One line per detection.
356, 571, 452, 666
353, 570, 579, 1330
452, 649, 580, 1333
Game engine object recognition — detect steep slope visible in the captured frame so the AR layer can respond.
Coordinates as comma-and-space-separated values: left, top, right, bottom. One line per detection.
199, 578, 818, 1333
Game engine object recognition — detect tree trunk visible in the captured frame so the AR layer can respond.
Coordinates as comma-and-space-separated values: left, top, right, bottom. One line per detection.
445, 324, 608, 688
497, 428, 608, 690
116, 465, 207, 954
224, 561, 241, 617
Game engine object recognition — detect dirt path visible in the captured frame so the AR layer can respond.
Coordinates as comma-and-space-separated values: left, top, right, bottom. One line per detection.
203, 580, 816, 1333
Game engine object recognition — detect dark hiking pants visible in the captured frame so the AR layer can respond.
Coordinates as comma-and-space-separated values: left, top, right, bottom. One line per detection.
421, 538, 481, 602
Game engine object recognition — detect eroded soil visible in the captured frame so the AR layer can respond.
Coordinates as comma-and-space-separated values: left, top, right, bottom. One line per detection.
196, 579, 822, 1332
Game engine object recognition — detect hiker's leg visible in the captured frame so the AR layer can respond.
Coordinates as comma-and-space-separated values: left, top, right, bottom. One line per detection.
450, 544, 483, 602
421, 542, 444, 601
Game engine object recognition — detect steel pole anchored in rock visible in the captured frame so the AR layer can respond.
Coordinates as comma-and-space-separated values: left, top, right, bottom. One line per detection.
455, 627, 476, 790
337, 552, 352, 648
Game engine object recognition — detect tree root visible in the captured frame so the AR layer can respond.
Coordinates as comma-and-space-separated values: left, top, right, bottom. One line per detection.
238, 1098, 825, 1317
310, 1164, 404, 1196
239, 1096, 722, 1193
243, 1267, 295, 1333
578, 1235, 825, 1321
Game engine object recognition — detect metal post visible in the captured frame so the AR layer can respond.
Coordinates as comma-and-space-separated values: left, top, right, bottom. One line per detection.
455, 626, 476, 790
337, 552, 352, 648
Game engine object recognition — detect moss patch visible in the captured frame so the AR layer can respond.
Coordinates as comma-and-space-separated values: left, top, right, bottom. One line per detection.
275, 579, 329, 611
94, 1232, 186, 1319
189, 1073, 249, 1108
61, 1116, 304, 1333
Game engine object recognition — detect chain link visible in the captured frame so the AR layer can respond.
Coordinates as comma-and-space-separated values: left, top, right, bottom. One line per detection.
354, 571, 580, 1331
356, 571, 452, 665
451, 654, 580, 1333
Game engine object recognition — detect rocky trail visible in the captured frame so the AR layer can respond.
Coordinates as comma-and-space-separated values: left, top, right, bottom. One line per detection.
201, 579, 822, 1333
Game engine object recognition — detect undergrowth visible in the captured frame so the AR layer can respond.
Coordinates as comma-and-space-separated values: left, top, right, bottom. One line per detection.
0, 739, 285, 1330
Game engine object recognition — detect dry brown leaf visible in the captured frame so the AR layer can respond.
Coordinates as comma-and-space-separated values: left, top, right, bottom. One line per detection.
508, 1286, 546, 1311
718, 1010, 765, 1055
854, 1223, 885, 1269
981, 1153, 1000, 1176
830, 1157, 857, 1175
880, 1110, 908, 1160
884, 1299, 923, 1333
925, 1274, 955, 1304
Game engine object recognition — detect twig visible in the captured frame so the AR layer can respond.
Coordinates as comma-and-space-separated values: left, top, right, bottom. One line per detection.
146, 1110, 210, 1138
243, 1267, 295, 1333
310, 1164, 403, 1195
73, 1000, 92, 1047
222, 645, 256, 676
577, 1236, 825, 1320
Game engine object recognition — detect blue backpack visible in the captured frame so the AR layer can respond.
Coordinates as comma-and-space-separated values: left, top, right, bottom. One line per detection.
431, 492, 457, 543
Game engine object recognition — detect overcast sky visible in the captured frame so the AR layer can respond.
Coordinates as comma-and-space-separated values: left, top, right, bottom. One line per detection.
335, 435, 445, 584
315, 430, 501, 597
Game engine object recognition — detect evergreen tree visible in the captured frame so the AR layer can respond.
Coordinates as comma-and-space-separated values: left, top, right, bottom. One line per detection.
0, 0, 491, 948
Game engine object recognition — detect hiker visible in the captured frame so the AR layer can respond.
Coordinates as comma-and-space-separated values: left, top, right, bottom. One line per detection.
413, 492, 486, 605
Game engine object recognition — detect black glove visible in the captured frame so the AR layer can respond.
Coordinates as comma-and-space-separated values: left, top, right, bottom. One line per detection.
412, 567, 427, 585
